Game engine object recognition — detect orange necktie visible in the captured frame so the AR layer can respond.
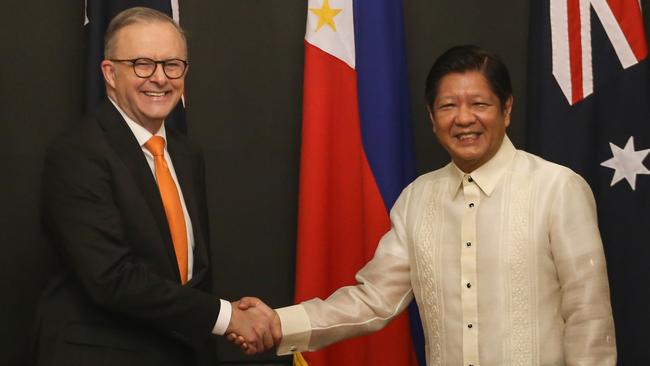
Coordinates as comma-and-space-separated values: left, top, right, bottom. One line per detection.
144, 136, 188, 284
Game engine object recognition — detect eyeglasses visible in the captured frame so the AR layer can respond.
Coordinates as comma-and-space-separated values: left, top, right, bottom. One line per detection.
109, 58, 188, 79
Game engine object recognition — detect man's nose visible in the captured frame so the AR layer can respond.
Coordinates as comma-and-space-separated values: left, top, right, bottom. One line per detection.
455, 104, 475, 126
149, 63, 168, 83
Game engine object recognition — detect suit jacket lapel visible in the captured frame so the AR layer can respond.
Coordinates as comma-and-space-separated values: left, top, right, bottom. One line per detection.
95, 100, 180, 279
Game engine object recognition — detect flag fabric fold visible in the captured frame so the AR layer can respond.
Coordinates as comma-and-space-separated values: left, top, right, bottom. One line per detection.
295, 0, 422, 365
527, 0, 650, 363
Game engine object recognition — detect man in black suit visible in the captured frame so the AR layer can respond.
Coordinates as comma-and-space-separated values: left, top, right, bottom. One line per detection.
35, 7, 279, 365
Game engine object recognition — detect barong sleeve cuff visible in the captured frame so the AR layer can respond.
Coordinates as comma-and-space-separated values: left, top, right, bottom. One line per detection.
276, 304, 312, 355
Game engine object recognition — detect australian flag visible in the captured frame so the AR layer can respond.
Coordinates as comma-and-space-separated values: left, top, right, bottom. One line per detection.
527, 0, 650, 363
84, 0, 187, 133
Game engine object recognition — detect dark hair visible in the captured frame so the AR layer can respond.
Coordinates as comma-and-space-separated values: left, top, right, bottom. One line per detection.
104, 7, 187, 58
424, 45, 512, 108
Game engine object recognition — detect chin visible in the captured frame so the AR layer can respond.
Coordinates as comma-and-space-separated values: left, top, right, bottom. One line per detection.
143, 107, 174, 119
454, 147, 485, 159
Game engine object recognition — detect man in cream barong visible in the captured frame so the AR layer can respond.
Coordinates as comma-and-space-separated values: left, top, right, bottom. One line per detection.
232, 45, 617, 365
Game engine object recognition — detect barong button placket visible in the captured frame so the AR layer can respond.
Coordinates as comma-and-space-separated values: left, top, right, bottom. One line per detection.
461, 173, 480, 366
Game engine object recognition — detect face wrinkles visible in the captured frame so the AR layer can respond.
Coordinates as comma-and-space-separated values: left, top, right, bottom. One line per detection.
102, 21, 187, 134
429, 71, 512, 173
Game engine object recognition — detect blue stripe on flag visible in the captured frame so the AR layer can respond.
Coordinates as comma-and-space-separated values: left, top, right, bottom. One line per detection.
353, 0, 425, 364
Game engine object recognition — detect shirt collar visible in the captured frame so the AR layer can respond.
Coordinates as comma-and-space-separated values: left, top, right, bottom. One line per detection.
108, 97, 166, 148
448, 135, 517, 197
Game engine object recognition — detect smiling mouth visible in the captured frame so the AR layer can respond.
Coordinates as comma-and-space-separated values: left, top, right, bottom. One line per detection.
455, 132, 481, 141
143, 91, 168, 97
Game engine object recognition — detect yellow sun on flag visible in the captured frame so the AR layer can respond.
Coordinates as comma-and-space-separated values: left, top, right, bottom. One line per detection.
309, 0, 342, 32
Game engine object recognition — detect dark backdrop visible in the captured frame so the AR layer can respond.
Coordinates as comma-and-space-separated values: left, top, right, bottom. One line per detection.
1, 1, 642, 365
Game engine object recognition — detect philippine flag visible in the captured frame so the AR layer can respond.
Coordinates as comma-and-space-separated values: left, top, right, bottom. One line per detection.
294, 0, 422, 365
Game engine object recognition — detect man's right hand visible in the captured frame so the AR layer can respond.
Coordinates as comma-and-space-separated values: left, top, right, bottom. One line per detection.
225, 297, 282, 355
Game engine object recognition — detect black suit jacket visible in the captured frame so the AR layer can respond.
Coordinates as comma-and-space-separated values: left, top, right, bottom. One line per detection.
35, 100, 219, 366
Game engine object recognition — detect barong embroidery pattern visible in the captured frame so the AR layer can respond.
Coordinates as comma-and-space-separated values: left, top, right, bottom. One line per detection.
416, 181, 446, 366
507, 173, 535, 365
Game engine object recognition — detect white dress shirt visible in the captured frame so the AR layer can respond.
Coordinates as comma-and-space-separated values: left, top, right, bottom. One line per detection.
277, 136, 616, 365
109, 98, 231, 335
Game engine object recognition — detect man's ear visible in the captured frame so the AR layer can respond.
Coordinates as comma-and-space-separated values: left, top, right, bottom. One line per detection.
427, 105, 437, 133
503, 96, 513, 127
101, 60, 116, 89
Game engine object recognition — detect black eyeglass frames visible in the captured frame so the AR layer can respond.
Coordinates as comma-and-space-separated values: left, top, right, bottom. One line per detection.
109, 58, 188, 79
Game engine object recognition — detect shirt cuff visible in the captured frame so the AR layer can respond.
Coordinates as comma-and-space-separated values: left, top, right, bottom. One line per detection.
276, 304, 312, 355
212, 299, 232, 335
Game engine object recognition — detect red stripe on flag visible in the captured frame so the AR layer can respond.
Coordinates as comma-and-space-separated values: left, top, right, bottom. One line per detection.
296, 41, 415, 366
606, 0, 648, 60
568, 0, 584, 104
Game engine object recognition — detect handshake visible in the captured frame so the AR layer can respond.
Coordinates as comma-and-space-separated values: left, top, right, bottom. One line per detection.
225, 297, 283, 355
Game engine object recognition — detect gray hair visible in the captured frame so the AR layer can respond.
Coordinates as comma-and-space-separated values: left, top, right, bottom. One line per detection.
104, 6, 187, 58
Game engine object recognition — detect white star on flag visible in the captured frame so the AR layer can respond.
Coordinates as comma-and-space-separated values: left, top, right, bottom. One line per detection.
600, 136, 650, 190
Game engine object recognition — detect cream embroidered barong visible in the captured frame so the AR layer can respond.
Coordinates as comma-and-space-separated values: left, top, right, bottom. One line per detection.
277, 136, 616, 366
